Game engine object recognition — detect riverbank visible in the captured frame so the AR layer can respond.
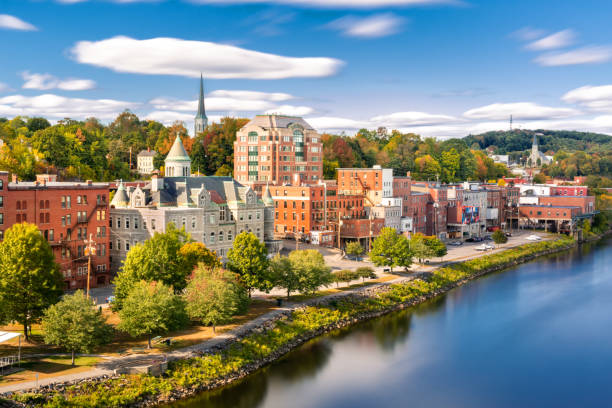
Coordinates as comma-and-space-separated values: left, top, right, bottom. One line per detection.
3, 236, 581, 407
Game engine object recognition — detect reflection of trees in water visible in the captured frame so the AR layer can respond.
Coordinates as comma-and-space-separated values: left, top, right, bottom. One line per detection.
370, 310, 412, 353
168, 369, 268, 408
270, 339, 332, 381
413, 295, 447, 316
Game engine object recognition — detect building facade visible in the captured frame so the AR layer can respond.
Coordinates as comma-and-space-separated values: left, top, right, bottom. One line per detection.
0, 172, 110, 290
110, 137, 279, 271
234, 115, 323, 193
137, 149, 156, 175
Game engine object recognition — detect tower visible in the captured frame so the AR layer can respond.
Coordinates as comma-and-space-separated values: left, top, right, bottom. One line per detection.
165, 136, 191, 177
194, 73, 208, 136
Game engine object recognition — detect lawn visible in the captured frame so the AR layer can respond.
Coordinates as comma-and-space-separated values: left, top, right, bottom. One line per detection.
0, 356, 100, 386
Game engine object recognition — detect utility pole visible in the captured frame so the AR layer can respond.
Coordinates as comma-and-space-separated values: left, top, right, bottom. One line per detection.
84, 233, 96, 298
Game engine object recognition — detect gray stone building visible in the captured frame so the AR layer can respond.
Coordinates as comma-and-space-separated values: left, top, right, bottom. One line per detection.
110, 136, 279, 272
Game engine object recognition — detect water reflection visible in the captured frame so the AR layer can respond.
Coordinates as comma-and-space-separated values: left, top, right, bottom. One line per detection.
171, 238, 612, 408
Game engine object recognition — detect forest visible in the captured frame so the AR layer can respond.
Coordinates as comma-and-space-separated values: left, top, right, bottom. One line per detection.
1, 111, 610, 183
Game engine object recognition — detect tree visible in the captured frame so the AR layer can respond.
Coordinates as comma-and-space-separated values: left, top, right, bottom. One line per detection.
492, 229, 508, 247
356, 266, 376, 283
533, 173, 546, 184
425, 236, 447, 260
226, 232, 272, 297
179, 242, 221, 272
117, 281, 188, 349
113, 223, 191, 310
345, 241, 364, 257
287, 250, 332, 295
42, 291, 112, 365
409, 233, 436, 265
332, 270, 358, 287
269, 254, 300, 299
0, 223, 63, 340
370, 227, 412, 272
184, 266, 247, 333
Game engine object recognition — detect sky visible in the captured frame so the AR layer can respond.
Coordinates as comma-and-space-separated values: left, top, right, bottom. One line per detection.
2, 0, 612, 138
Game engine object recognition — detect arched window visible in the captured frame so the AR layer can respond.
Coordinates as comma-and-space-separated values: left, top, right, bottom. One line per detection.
219, 231, 224, 242
248, 131, 258, 143
210, 232, 215, 243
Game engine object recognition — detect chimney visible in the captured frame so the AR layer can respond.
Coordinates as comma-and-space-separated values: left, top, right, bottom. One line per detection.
11, 174, 17, 183
87, 180, 93, 186
147, 147, 150, 152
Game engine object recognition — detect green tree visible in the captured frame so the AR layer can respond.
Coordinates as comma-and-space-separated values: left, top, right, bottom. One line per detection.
0, 223, 63, 340
332, 269, 358, 288
117, 281, 188, 349
226, 232, 272, 297
355, 266, 376, 283
179, 242, 221, 272
440, 148, 460, 183
492, 229, 508, 247
533, 173, 546, 184
287, 250, 332, 295
425, 236, 447, 260
345, 241, 364, 257
269, 254, 300, 299
409, 233, 436, 265
184, 266, 247, 333
42, 291, 112, 365
370, 227, 412, 272
113, 223, 191, 310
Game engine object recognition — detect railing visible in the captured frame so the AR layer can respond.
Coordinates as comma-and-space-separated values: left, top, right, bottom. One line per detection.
0, 355, 17, 369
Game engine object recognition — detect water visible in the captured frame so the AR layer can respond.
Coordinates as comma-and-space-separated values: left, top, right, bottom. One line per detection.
171, 238, 612, 408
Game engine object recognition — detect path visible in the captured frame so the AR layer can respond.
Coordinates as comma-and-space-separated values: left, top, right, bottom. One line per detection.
0, 230, 549, 394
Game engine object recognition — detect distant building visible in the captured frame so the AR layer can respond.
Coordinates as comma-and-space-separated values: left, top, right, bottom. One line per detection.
137, 149, 156, 175
234, 115, 323, 194
194, 74, 208, 136
528, 134, 552, 167
109, 136, 279, 271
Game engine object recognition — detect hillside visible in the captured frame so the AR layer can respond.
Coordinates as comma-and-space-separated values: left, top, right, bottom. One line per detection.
463, 129, 612, 155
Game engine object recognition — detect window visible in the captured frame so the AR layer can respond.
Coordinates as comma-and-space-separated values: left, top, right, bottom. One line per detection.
45, 213, 50, 223
48, 229, 54, 241
117, 239, 121, 250
61, 196, 65, 209
125, 217, 130, 229
182, 217, 187, 228
66, 196, 71, 209
125, 241, 130, 251
0, 179, 2, 190
77, 195, 82, 205
219, 231, 224, 242
109, 240, 113, 250
62, 216, 66, 227
151, 219, 156, 230
134, 217, 139, 229
209, 214, 215, 224
191, 217, 196, 229
210, 232, 215, 243
0, 213, 3, 225
66, 214, 70, 225
227, 230, 232, 241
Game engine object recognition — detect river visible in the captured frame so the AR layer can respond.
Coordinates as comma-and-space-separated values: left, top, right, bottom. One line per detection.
170, 237, 612, 408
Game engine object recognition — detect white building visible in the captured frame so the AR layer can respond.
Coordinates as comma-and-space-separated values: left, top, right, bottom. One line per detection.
136, 149, 156, 175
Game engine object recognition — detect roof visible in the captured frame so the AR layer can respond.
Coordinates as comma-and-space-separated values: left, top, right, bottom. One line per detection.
8, 181, 108, 190
521, 205, 578, 209
143, 176, 250, 207
166, 136, 191, 162
110, 181, 129, 208
138, 150, 156, 157
262, 184, 274, 205
245, 115, 315, 130
0, 331, 21, 344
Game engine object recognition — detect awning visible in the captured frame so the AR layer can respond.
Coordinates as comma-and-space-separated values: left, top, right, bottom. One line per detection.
0, 331, 22, 344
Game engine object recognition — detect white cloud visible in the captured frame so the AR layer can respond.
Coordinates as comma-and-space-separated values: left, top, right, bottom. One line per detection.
0, 94, 138, 120
562, 84, 612, 112
21, 72, 96, 91
189, 0, 451, 7
208, 90, 293, 102
535, 46, 612, 66
526, 29, 575, 51
150, 89, 312, 115
327, 13, 405, 38
306, 116, 371, 131
370, 111, 457, 126
512, 27, 546, 41
463, 102, 580, 120
0, 14, 37, 31
0, 83, 11, 93
70, 36, 343, 79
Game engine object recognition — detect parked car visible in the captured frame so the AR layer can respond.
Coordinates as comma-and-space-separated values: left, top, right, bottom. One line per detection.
475, 243, 494, 251
449, 241, 463, 246
526, 235, 541, 241
465, 237, 475, 242
505, 232, 512, 237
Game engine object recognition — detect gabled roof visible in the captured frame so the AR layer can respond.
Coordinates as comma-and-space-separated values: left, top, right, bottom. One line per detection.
138, 149, 156, 157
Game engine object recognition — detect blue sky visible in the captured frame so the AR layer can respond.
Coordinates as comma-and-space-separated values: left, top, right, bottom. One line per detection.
2, 0, 612, 137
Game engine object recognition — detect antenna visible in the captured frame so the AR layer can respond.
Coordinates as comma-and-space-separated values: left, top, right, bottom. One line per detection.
509, 115, 513, 131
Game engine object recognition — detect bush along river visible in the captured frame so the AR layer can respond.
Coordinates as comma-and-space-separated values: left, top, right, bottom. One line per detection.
8, 235, 604, 407
169, 236, 612, 408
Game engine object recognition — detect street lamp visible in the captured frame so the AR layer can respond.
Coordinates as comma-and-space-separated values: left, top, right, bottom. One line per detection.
433, 202, 439, 239
338, 219, 343, 251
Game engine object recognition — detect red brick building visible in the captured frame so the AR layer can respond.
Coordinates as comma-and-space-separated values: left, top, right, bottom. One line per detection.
549, 185, 589, 196
518, 204, 581, 232
538, 195, 595, 214
0, 172, 110, 290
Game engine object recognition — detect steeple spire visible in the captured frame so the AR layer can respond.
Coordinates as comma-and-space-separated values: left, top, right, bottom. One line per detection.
194, 73, 208, 136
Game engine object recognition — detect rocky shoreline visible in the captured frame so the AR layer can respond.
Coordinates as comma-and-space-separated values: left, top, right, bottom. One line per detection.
2, 235, 598, 407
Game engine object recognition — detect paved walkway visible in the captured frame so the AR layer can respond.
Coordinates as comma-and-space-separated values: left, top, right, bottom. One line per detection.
0, 229, 549, 394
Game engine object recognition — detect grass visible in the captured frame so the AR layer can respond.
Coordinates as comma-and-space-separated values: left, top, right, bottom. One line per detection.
287, 274, 398, 302
0, 356, 100, 386
8, 236, 576, 407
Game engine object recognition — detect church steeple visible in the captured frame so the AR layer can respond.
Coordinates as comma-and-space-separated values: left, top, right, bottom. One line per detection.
194, 73, 208, 136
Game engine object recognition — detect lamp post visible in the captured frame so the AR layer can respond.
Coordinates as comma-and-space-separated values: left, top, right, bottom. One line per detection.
338, 219, 343, 251
84, 233, 96, 298
433, 202, 439, 239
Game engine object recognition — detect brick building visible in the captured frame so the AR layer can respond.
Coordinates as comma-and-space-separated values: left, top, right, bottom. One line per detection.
0, 172, 110, 290
337, 166, 394, 205
538, 195, 595, 214
549, 185, 589, 196
234, 115, 323, 194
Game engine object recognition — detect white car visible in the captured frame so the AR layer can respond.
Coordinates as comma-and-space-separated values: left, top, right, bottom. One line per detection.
475, 243, 494, 251
526, 235, 542, 241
